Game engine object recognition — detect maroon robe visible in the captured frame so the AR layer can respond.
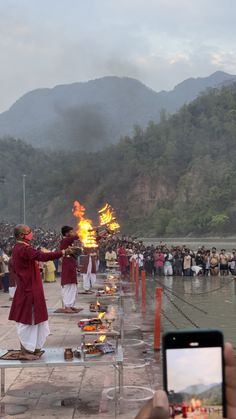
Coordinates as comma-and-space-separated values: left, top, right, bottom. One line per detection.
60, 236, 78, 285
8, 257, 18, 287
80, 254, 97, 274
9, 242, 62, 325
118, 246, 128, 274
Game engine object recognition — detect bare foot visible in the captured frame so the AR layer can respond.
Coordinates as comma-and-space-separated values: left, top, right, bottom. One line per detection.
64, 307, 74, 313
20, 352, 40, 360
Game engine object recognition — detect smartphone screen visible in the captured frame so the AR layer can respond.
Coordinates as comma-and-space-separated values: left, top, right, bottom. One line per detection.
163, 330, 226, 418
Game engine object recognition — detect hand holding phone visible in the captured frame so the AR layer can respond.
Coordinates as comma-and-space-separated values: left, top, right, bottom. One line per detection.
135, 338, 236, 419
162, 330, 226, 418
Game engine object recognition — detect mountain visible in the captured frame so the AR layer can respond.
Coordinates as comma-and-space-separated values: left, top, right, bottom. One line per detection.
0, 71, 235, 151
180, 383, 218, 395
1, 82, 236, 235
171, 384, 222, 405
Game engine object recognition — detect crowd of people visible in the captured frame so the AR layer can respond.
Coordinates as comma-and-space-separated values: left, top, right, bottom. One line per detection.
1, 220, 236, 296
98, 237, 236, 277
1, 222, 236, 415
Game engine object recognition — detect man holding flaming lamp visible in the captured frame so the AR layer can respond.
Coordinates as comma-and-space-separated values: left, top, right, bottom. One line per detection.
8, 224, 74, 360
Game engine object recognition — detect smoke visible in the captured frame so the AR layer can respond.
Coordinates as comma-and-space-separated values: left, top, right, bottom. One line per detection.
55, 103, 108, 152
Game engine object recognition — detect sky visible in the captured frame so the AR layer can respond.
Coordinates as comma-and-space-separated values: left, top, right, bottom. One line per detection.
1, 0, 236, 112
167, 347, 222, 392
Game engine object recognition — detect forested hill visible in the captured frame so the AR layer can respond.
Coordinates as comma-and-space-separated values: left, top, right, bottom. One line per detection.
1, 83, 236, 236
0, 71, 235, 152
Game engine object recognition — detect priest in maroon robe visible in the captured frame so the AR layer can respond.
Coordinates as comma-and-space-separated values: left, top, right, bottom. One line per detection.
9, 224, 71, 360
60, 226, 80, 312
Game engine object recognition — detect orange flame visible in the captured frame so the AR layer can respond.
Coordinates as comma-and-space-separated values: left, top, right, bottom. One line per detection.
98, 312, 105, 319
190, 398, 201, 409
73, 200, 98, 248
73, 200, 85, 218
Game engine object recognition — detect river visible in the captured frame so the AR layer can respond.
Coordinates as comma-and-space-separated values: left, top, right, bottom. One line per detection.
134, 238, 236, 346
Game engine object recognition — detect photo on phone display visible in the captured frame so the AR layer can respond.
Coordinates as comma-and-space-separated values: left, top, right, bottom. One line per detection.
163, 330, 225, 419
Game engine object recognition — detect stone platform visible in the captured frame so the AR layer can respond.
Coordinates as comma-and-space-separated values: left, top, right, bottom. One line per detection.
0, 277, 161, 418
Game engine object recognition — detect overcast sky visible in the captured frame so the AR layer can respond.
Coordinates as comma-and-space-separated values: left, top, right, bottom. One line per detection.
1, 0, 236, 112
167, 348, 222, 392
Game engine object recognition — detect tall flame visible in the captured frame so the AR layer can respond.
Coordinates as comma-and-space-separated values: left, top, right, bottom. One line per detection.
73, 200, 98, 248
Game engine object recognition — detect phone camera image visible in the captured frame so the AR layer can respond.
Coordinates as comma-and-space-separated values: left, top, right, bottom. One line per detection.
163, 331, 225, 419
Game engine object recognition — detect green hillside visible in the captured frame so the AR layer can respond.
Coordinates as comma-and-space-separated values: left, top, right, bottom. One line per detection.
1, 83, 236, 235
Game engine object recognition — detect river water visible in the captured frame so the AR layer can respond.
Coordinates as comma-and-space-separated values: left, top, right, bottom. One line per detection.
141, 237, 236, 251
139, 238, 236, 346
145, 275, 236, 347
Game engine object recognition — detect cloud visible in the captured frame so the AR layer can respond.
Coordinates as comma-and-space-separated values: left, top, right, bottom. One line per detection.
167, 347, 222, 392
0, 0, 236, 111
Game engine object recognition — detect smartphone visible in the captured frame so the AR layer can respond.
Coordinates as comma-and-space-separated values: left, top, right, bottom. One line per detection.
162, 329, 226, 418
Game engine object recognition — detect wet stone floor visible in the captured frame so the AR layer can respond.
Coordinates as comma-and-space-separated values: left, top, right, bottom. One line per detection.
0, 276, 160, 419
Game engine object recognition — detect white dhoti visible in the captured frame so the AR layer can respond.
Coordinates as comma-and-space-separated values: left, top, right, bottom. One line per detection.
61, 283, 77, 307
9, 286, 16, 299
82, 273, 96, 291
83, 255, 96, 291
16, 320, 50, 352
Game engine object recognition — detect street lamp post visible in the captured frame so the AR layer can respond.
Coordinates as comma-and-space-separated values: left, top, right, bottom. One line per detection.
22, 174, 26, 224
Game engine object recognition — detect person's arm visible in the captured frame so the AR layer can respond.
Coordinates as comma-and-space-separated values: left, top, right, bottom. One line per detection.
22, 245, 65, 262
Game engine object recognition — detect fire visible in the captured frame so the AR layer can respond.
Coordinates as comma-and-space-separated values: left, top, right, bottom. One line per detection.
99, 203, 113, 225
109, 221, 120, 232
98, 335, 106, 343
190, 398, 201, 410
73, 200, 98, 248
98, 203, 120, 232
98, 312, 105, 319
73, 200, 85, 218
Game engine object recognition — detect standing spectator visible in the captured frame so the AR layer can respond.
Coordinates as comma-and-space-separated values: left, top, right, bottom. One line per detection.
164, 249, 173, 276
131, 248, 144, 270
154, 248, 165, 276
210, 247, 220, 276
173, 249, 183, 276
41, 247, 56, 283
117, 243, 128, 278
203, 249, 211, 276
183, 250, 192, 276
0, 247, 9, 292
219, 249, 229, 276
105, 247, 117, 269
143, 247, 155, 276
229, 249, 236, 275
